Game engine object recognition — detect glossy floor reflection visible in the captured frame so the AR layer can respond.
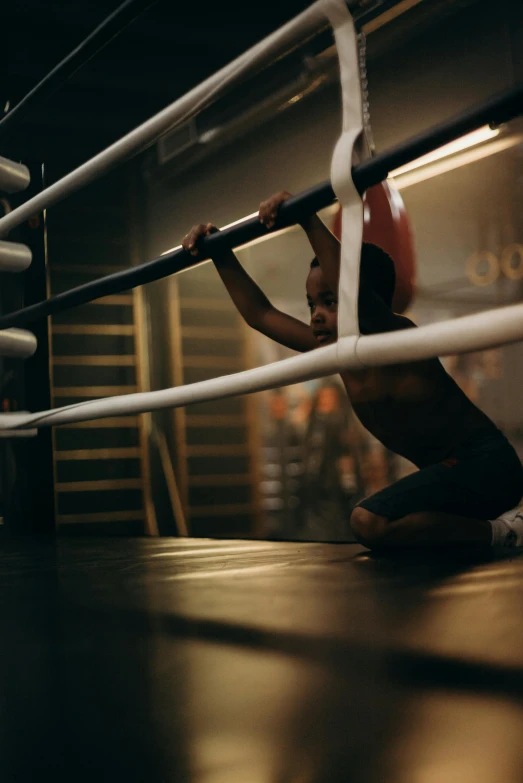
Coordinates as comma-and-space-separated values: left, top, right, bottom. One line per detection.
1, 536, 523, 782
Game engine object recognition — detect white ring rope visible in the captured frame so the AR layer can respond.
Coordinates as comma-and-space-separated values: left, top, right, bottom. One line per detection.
4, 303, 523, 431
1, 0, 522, 434
0, 1, 330, 238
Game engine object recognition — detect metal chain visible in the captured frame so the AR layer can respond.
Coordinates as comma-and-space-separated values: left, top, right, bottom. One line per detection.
357, 31, 376, 157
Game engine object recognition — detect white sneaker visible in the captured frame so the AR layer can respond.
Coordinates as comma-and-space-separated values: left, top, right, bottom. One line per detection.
490, 503, 523, 548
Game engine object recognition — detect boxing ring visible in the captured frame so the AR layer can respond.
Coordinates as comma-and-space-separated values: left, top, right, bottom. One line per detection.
2, 2, 523, 781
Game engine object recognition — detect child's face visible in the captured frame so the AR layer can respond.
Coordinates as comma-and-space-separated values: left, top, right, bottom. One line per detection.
306, 266, 338, 346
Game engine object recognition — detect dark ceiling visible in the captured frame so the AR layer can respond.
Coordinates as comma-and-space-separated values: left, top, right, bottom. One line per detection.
3, 0, 335, 169
7, 0, 492, 181
3, 0, 418, 174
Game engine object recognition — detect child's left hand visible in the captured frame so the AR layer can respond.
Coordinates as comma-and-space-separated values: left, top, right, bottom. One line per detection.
258, 191, 293, 230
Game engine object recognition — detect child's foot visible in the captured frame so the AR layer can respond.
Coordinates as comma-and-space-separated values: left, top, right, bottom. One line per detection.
490, 503, 523, 548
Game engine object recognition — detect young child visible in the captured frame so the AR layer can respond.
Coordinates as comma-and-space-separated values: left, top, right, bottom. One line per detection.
182, 191, 523, 550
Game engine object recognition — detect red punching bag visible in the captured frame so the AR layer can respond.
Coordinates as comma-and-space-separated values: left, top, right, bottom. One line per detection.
333, 180, 416, 313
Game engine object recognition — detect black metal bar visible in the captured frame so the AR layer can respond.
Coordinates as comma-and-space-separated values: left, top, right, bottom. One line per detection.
0, 82, 521, 331
0, 0, 161, 144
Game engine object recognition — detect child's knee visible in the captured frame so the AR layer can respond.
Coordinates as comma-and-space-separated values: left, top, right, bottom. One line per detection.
350, 506, 388, 548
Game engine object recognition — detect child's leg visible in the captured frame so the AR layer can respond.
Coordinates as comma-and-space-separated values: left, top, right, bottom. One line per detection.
350, 432, 523, 550
350, 506, 492, 549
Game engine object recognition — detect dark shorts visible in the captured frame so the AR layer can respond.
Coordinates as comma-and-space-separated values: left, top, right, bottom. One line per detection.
357, 429, 523, 522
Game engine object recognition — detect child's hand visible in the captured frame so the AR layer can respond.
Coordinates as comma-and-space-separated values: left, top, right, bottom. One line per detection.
258, 191, 293, 230
182, 223, 218, 257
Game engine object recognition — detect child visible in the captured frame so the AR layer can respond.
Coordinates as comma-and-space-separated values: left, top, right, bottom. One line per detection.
182, 191, 523, 550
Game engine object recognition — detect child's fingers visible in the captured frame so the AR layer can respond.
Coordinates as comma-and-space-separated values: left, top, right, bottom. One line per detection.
258, 200, 271, 225
183, 224, 211, 255
259, 192, 293, 228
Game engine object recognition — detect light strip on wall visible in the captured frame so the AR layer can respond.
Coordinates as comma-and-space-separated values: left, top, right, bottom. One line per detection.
390, 125, 500, 177
221, 203, 340, 251
392, 134, 522, 190
160, 204, 339, 256
160, 129, 519, 254
362, 0, 425, 35
160, 212, 261, 256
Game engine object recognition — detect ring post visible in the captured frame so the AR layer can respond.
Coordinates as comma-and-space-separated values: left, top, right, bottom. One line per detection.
1, 163, 55, 534
0, 241, 32, 272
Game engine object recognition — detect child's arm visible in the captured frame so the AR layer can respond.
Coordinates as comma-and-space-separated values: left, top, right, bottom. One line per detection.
262, 192, 408, 336
260, 191, 341, 293
182, 223, 316, 353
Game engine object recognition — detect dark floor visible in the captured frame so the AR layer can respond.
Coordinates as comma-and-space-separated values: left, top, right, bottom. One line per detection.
1, 536, 522, 782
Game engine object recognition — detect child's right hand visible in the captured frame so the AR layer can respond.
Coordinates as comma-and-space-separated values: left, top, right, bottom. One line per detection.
182, 223, 218, 257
